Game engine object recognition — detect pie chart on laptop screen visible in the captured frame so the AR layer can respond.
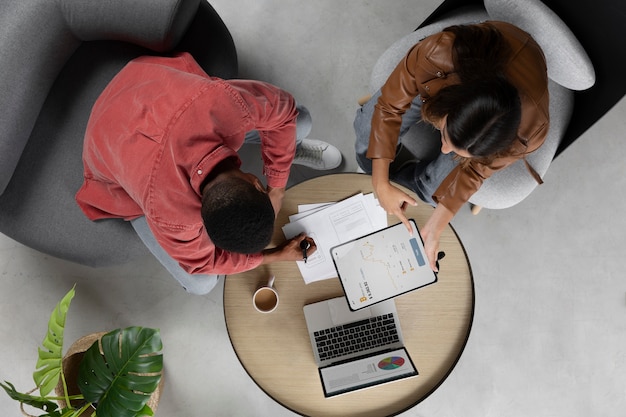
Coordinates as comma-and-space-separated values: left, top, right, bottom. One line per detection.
378, 356, 405, 370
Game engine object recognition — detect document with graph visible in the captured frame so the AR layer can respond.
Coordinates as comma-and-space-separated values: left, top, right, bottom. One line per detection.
331, 220, 437, 311
282, 193, 387, 283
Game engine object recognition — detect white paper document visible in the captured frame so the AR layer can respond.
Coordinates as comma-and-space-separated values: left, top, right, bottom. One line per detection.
282, 193, 387, 283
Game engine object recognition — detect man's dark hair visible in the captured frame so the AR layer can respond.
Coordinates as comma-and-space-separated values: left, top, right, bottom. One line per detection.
201, 177, 274, 254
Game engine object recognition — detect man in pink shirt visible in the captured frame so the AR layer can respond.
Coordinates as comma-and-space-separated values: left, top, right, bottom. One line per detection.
76, 53, 341, 294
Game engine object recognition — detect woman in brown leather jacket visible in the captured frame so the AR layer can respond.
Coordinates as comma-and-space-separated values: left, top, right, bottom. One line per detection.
354, 21, 549, 271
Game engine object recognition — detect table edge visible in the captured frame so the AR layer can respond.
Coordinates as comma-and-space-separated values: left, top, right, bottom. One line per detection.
222, 173, 476, 416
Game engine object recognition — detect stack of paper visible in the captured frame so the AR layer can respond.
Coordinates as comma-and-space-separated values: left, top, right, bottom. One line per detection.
282, 193, 387, 284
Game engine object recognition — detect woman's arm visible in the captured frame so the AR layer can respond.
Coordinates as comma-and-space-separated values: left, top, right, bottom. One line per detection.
420, 203, 454, 272
371, 158, 417, 232
372, 157, 451, 272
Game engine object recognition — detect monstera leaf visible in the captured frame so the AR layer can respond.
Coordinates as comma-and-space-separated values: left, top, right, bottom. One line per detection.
78, 327, 163, 417
33, 287, 76, 396
0, 381, 60, 416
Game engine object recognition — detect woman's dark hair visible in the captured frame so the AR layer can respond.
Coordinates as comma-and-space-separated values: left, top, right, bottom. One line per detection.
424, 77, 521, 158
447, 23, 511, 82
201, 177, 274, 254
422, 23, 522, 159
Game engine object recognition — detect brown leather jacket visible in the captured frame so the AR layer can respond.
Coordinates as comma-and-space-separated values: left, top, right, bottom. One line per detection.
367, 21, 549, 214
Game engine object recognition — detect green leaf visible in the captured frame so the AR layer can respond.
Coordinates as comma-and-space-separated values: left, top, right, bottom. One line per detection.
78, 327, 163, 417
59, 404, 93, 417
0, 380, 61, 416
34, 287, 76, 397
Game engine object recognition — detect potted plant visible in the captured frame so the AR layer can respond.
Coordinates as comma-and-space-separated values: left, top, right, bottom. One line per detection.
1, 287, 164, 417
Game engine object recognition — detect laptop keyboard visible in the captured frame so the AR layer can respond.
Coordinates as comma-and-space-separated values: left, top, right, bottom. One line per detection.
313, 313, 399, 361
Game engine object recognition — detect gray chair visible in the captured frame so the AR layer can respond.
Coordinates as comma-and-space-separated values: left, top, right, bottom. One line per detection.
0, 0, 237, 267
366, 0, 595, 211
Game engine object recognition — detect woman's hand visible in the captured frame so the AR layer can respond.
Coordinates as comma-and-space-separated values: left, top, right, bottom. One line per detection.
420, 221, 441, 272
375, 181, 418, 232
421, 204, 454, 272
371, 158, 417, 233
261, 233, 317, 264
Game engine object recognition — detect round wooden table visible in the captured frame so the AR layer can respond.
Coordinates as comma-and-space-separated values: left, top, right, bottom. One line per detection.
224, 173, 474, 417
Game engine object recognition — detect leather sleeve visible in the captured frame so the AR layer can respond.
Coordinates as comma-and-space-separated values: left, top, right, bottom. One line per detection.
433, 113, 549, 214
432, 150, 533, 214
366, 34, 445, 161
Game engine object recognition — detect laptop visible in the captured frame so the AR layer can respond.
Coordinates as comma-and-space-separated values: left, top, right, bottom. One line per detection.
303, 296, 418, 397
331, 219, 437, 311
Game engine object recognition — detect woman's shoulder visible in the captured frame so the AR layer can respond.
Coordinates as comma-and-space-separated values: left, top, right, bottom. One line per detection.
488, 21, 548, 92
408, 31, 455, 69
401, 30, 457, 90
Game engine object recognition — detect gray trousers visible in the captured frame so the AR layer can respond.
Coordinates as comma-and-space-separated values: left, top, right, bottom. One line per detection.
353, 90, 457, 206
130, 104, 312, 295
131, 216, 221, 295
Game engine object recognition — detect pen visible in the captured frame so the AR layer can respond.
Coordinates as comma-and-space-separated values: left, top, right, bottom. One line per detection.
300, 239, 310, 263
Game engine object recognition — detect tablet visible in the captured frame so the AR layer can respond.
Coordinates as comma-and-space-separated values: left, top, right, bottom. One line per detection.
330, 220, 437, 311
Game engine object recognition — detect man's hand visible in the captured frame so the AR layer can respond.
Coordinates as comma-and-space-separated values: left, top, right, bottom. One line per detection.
267, 186, 285, 218
261, 233, 317, 264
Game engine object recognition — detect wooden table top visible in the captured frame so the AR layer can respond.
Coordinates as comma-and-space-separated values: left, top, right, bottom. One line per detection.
224, 173, 474, 417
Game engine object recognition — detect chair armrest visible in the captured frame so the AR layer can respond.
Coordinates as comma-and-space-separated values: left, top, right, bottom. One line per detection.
0, 0, 200, 195
62, 0, 201, 52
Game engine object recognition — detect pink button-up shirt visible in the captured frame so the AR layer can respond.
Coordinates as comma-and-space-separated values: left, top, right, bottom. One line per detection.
76, 53, 298, 275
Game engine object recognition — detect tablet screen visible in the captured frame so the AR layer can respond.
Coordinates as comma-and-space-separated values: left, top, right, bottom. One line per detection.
331, 220, 437, 310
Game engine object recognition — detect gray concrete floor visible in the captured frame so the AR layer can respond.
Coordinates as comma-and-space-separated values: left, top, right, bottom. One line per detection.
2, 1, 625, 416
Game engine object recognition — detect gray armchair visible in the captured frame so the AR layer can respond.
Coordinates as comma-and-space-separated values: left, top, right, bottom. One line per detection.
0, 0, 237, 267
366, 0, 595, 210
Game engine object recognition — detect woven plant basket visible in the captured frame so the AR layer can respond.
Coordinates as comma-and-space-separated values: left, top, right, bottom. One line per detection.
54, 332, 163, 417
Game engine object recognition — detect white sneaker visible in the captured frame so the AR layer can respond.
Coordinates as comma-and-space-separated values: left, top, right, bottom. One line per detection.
293, 139, 342, 170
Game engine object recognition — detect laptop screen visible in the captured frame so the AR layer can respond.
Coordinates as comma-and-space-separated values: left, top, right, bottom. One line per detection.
318, 347, 418, 397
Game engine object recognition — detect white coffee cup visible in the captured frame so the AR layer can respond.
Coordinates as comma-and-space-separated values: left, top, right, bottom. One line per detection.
252, 275, 279, 313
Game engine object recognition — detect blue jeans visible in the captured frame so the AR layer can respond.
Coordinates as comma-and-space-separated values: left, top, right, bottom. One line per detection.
244, 103, 311, 146
130, 216, 220, 295
131, 104, 312, 295
353, 90, 457, 206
